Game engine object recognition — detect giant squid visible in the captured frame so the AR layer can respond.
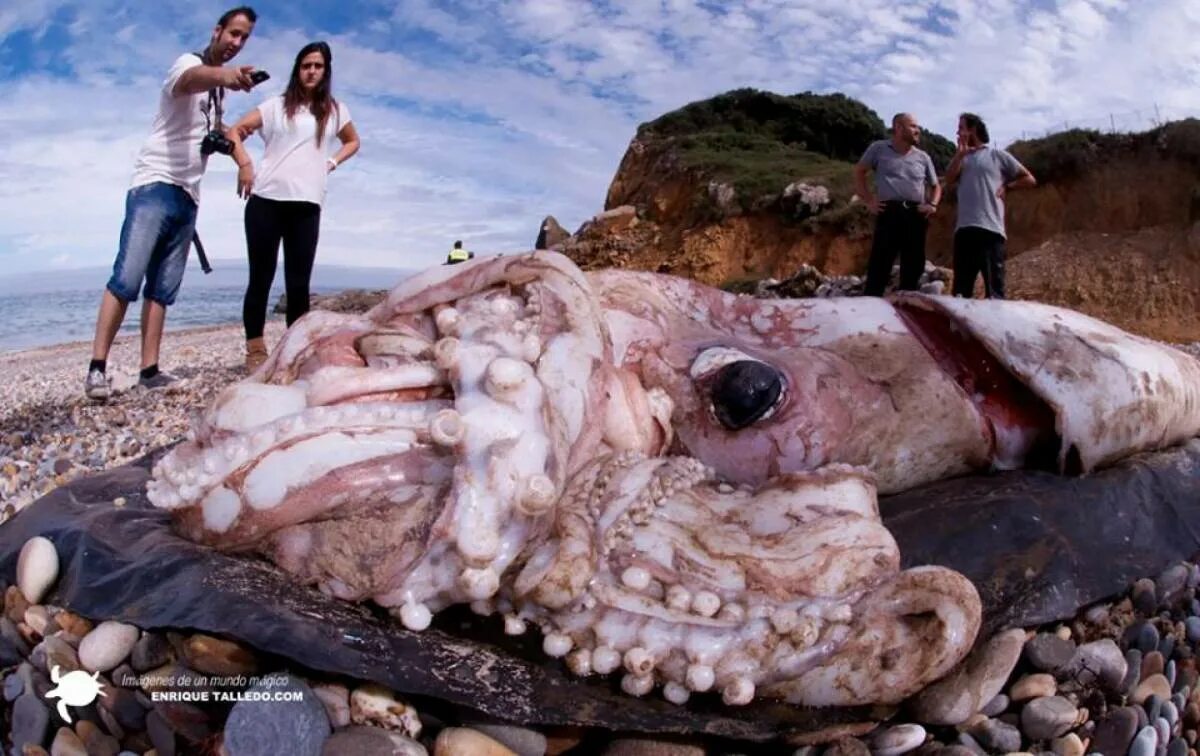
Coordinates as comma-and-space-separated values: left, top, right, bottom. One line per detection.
145, 251, 1200, 708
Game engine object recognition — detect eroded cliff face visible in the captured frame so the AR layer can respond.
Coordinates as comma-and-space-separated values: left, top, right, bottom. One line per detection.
559, 136, 1200, 342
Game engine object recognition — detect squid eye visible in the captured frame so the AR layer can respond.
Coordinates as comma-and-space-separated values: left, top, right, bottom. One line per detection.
710, 360, 784, 430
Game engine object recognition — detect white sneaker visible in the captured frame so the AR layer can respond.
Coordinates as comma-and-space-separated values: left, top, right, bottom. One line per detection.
84, 369, 110, 401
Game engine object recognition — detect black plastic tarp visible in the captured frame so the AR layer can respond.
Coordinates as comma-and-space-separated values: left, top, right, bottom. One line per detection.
0, 439, 1197, 740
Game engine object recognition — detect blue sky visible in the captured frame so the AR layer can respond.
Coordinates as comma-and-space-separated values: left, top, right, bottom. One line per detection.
1, 0, 1198, 277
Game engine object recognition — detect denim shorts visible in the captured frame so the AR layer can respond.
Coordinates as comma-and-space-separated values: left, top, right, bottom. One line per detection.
106, 182, 197, 306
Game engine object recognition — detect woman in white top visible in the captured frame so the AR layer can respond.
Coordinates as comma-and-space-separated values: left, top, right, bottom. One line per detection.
226, 41, 359, 371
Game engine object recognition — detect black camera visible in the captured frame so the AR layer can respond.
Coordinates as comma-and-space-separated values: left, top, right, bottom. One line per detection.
198, 70, 270, 156
200, 130, 234, 156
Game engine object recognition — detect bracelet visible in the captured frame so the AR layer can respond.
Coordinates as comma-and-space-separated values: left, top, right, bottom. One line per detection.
326, 157, 338, 169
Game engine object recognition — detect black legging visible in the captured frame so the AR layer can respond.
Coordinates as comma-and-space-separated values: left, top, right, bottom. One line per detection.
243, 195, 321, 340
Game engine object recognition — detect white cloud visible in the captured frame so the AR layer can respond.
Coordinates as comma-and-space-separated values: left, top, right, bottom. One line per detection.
0, 0, 1198, 277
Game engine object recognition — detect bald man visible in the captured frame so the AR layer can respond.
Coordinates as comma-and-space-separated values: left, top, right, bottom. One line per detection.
854, 113, 942, 296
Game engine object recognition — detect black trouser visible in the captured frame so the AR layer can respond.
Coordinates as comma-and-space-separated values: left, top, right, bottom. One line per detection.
243, 195, 321, 340
863, 202, 928, 296
952, 226, 1007, 299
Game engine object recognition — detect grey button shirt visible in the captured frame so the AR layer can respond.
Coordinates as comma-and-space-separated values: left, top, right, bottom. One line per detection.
858, 140, 938, 203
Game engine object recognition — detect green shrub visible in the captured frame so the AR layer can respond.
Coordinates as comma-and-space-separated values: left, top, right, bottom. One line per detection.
643, 88, 889, 162
1007, 119, 1200, 183
638, 89, 957, 221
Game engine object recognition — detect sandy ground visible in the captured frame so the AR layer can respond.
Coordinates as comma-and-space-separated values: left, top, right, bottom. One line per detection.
0, 321, 286, 514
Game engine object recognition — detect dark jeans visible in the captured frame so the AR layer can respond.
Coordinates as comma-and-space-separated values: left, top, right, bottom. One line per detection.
864, 203, 928, 296
952, 226, 1006, 299
243, 195, 321, 340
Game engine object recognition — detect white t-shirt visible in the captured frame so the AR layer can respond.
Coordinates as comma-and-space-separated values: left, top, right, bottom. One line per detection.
252, 96, 351, 206
129, 53, 215, 204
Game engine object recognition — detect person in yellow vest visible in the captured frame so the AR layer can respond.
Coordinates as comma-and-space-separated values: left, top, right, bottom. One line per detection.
445, 240, 473, 264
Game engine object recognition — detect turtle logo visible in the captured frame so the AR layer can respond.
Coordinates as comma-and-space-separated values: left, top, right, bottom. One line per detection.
44, 665, 107, 723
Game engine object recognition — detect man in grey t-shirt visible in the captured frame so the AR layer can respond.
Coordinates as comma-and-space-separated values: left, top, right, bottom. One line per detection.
854, 113, 942, 296
945, 113, 1037, 298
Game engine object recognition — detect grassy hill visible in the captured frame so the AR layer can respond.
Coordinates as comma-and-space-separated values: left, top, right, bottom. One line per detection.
635, 89, 956, 216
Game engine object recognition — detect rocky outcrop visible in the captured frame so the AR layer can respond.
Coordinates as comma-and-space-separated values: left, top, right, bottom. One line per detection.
274, 289, 387, 316
548, 106, 1200, 341
535, 216, 570, 250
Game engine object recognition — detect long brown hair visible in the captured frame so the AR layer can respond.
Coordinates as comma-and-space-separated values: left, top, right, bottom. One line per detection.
283, 41, 337, 147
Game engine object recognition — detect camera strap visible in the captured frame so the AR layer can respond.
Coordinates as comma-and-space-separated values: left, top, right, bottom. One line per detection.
191, 231, 213, 274
189, 48, 220, 275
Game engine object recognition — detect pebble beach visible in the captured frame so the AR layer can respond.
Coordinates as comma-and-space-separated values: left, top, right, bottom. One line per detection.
0, 322, 286, 516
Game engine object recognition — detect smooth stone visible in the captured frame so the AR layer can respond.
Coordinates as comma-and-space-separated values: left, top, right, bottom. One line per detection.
436, 728, 519, 756
1012, 673, 1058, 701
969, 718, 1021, 753
471, 723, 549, 756
1, 616, 31, 656
1186, 702, 1200, 730
312, 682, 351, 729
1138, 705, 1151, 729
0, 632, 24, 668
4, 669, 24, 701
97, 705, 125, 742
1130, 726, 1159, 756
1137, 675, 1175, 705
1170, 660, 1179, 688
1146, 652, 1168, 680
6, 584, 31, 624
1085, 605, 1111, 625
1134, 579, 1160, 615
1021, 696, 1079, 741
1167, 701, 1181, 728
130, 633, 171, 672
871, 724, 926, 756
1149, 695, 1165, 725
1175, 670, 1194, 695
911, 629, 1025, 725
12, 692, 51, 750
224, 673, 330, 756
78, 621, 139, 673
1168, 737, 1189, 756
36, 635, 80, 674
825, 739, 873, 756
1124, 649, 1146, 695
1157, 717, 1172, 748
53, 611, 92, 639
1160, 565, 1191, 605
1026, 634, 1078, 674
1139, 624, 1164, 655
321, 725, 428, 756
935, 748, 976, 756
97, 685, 146, 731
954, 732, 986, 756
110, 663, 136, 689
1186, 618, 1200, 644
49, 726, 87, 756
17, 536, 59, 604
181, 633, 258, 676
1068, 639, 1128, 691
981, 694, 1010, 717
1051, 733, 1085, 756
146, 709, 175, 756
75, 720, 119, 756
24, 605, 50, 637
1163, 637, 1179, 662
350, 683, 422, 738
